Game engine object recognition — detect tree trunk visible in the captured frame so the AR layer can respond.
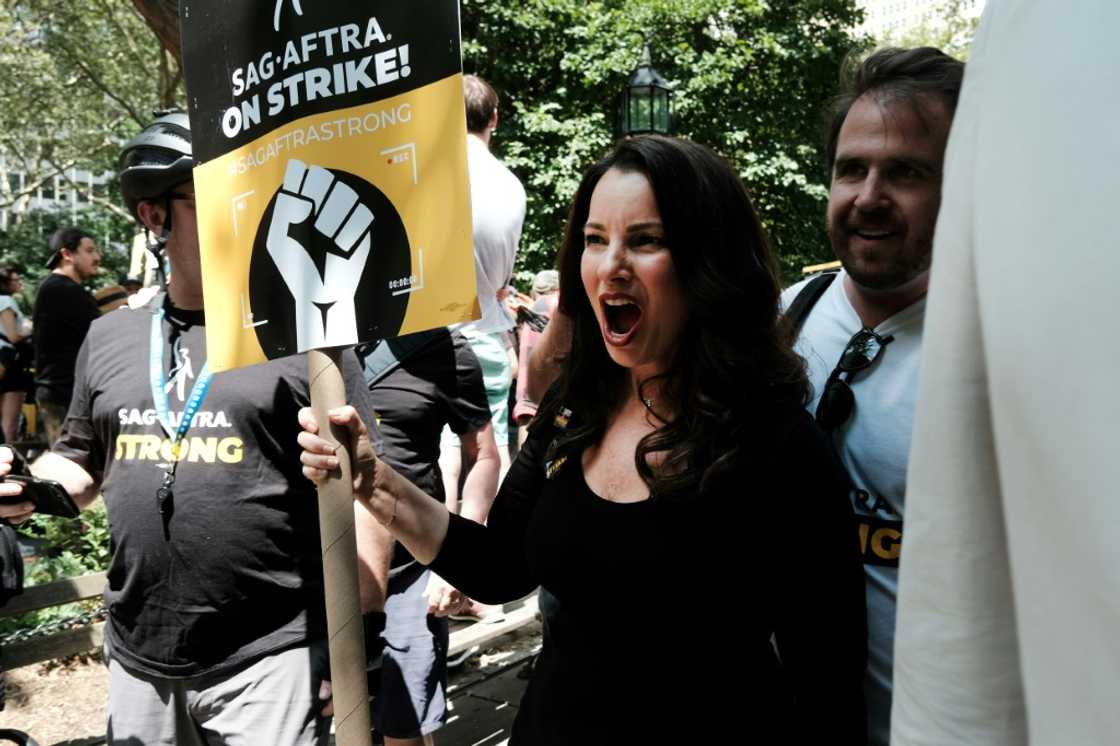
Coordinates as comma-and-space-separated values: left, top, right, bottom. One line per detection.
131, 0, 181, 65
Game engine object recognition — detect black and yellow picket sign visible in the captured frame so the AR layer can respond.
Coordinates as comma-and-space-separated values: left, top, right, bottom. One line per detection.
180, 4, 472, 744
182, 0, 476, 373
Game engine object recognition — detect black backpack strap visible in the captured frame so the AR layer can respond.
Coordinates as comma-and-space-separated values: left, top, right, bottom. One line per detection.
785, 272, 837, 335
358, 328, 447, 388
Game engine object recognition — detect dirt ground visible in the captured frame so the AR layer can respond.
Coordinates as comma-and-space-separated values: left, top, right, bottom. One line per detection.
2, 653, 107, 745
1, 624, 541, 746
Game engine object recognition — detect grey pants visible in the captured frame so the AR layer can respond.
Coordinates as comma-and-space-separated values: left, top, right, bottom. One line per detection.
375, 561, 449, 739
106, 643, 330, 746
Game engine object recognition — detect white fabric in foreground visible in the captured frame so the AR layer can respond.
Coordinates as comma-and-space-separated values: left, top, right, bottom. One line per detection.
892, 2, 1120, 744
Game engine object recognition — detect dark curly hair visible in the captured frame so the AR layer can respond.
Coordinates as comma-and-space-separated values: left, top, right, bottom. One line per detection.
538, 135, 809, 504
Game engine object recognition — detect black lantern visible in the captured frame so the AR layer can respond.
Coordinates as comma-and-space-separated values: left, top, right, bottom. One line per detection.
618, 45, 673, 137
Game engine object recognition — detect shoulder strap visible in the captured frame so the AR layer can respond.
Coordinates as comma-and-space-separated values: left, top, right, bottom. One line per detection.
359, 328, 447, 388
785, 272, 837, 335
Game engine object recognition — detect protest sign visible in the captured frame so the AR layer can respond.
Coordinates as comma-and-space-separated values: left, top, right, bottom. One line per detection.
181, 0, 476, 373
180, 5, 472, 743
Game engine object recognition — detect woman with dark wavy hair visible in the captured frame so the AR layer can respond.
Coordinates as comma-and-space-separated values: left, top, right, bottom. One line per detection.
299, 135, 867, 744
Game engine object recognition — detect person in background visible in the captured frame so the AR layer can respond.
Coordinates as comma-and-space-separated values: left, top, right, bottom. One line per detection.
299, 135, 867, 745
510, 269, 557, 441
780, 47, 964, 744
358, 327, 499, 745
439, 74, 527, 505
0, 111, 379, 745
0, 267, 33, 443
522, 300, 571, 412
32, 227, 100, 445
120, 274, 143, 296
94, 284, 130, 315
511, 269, 559, 447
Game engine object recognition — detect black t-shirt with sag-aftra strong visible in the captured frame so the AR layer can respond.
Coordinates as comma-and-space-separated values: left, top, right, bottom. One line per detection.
54, 294, 377, 678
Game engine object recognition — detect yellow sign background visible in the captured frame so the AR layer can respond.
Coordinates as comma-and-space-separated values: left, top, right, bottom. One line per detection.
194, 74, 477, 372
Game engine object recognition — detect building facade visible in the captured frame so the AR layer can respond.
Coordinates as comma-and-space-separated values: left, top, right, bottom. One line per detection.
855, 0, 985, 40
0, 161, 113, 231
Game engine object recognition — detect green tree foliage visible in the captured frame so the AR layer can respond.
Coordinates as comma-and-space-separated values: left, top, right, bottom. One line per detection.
0, 501, 111, 637
461, 0, 866, 284
22, 500, 112, 582
11, 1, 866, 284
0, 0, 183, 219
0, 206, 136, 307
0, 1, 169, 318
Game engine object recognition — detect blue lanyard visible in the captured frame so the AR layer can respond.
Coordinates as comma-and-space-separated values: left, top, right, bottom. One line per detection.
149, 308, 212, 463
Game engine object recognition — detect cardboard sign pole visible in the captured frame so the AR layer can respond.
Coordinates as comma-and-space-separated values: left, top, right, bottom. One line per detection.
308, 347, 371, 746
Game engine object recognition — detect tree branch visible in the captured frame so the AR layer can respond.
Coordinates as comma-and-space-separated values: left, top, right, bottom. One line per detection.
130, 0, 181, 66
0, 138, 42, 178
0, 159, 77, 210
48, 34, 146, 127
42, 154, 132, 222
96, 0, 151, 72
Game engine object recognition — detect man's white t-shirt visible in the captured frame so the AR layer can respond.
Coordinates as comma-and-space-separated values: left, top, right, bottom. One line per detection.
782, 271, 925, 746
466, 134, 526, 334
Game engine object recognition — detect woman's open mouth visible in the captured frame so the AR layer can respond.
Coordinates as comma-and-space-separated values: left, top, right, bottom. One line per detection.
601, 295, 643, 346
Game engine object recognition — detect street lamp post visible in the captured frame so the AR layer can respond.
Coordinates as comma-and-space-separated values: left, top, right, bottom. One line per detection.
617, 44, 673, 137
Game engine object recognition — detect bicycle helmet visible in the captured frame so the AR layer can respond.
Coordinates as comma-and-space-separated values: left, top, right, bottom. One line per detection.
118, 110, 194, 221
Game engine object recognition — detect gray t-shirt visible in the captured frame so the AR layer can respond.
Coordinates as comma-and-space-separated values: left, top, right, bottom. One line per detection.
56, 294, 377, 678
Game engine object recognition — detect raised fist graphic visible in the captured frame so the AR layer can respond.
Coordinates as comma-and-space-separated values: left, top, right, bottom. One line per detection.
266, 159, 373, 352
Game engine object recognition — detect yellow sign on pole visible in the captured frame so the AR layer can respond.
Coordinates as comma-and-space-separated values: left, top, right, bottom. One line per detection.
182, 2, 476, 373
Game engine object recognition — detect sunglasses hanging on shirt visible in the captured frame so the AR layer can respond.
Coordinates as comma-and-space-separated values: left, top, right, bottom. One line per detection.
815, 327, 894, 432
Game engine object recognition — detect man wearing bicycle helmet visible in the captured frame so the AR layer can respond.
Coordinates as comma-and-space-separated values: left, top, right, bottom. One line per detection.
0, 111, 385, 745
